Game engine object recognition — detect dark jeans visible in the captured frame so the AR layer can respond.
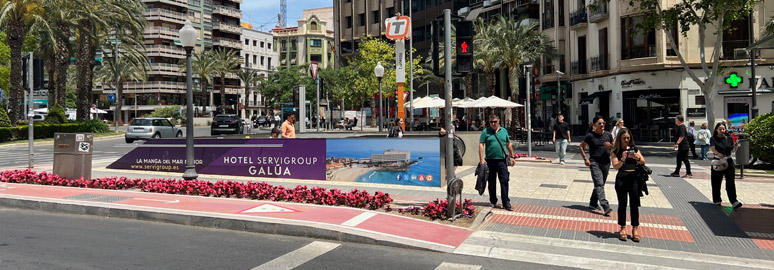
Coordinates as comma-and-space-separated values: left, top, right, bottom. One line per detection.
486, 159, 510, 207
711, 158, 738, 204
674, 149, 691, 174
615, 170, 640, 226
589, 159, 610, 210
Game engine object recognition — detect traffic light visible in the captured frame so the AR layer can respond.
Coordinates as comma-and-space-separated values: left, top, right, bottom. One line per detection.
456, 21, 474, 73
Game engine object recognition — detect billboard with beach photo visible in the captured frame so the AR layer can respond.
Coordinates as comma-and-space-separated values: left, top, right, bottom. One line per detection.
325, 138, 441, 187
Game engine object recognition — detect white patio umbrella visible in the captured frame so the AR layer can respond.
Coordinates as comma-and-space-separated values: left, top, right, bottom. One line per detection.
462, 96, 524, 108
452, 97, 476, 108
457, 97, 489, 108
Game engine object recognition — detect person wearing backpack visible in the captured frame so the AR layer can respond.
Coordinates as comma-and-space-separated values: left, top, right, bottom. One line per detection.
695, 123, 711, 160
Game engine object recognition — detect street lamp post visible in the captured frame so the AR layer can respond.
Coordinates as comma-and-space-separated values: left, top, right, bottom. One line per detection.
556, 71, 564, 115
180, 20, 198, 180
374, 62, 385, 132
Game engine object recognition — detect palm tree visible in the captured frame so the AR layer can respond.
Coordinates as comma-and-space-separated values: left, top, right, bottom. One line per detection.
211, 48, 241, 114
43, 0, 77, 109
71, 0, 145, 121
189, 51, 216, 115
490, 16, 555, 101
474, 18, 502, 97
0, 0, 48, 125
94, 38, 150, 125
236, 68, 259, 117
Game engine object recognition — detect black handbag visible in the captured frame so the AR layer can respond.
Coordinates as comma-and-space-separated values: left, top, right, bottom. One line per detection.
492, 131, 514, 166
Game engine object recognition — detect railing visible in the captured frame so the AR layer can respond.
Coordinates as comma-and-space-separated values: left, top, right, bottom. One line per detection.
721, 40, 750, 60
542, 15, 554, 30
144, 8, 186, 22
623, 45, 656, 59
569, 8, 587, 26
588, 1, 608, 22
213, 5, 242, 18
212, 22, 242, 34
144, 26, 178, 39
571, 60, 588, 75
142, 45, 186, 58
142, 0, 187, 7
590, 54, 609, 72
212, 38, 242, 49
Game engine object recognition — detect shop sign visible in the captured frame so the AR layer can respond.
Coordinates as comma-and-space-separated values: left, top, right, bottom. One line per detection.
621, 79, 645, 88
686, 108, 705, 117
638, 93, 662, 99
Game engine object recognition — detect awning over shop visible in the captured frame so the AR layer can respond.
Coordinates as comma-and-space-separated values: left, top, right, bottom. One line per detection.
579, 90, 611, 105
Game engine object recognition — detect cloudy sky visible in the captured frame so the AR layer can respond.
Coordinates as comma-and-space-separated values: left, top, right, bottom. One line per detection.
241, 0, 332, 31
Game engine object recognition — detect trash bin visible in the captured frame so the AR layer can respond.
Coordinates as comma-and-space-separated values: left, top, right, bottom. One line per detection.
53, 133, 93, 180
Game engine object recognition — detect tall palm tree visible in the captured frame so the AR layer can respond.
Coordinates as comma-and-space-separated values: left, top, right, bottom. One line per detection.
490, 16, 555, 101
211, 48, 241, 114
71, 0, 145, 121
95, 38, 150, 125
43, 0, 76, 109
183, 51, 216, 115
474, 17, 502, 97
0, 0, 48, 125
236, 68, 260, 117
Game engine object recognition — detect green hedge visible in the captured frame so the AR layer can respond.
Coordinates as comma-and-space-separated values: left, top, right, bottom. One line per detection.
746, 113, 774, 163
0, 121, 111, 143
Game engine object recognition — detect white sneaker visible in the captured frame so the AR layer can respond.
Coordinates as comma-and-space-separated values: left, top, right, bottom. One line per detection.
560, 161, 565, 166
732, 201, 743, 209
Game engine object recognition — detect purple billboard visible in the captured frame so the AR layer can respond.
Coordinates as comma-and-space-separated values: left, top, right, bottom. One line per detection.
107, 139, 327, 180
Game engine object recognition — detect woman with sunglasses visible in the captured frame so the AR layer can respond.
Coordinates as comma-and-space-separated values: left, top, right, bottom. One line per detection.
579, 116, 615, 216
710, 122, 742, 209
611, 128, 646, 242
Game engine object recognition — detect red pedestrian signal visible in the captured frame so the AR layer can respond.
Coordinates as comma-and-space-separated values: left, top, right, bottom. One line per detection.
461, 41, 469, 53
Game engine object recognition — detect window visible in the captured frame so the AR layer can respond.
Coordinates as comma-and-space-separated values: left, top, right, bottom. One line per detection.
386, 7, 395, 17
253, 55, 256, 66
359, 13, 365, 26
267, 57, 271, 68
245, 39, 249, 45
267, 43, 271, 49
372, 11, 379, 24
260, 41, 264, 48
666, 24, 679, 56
310, 54, 322, 62
311, 22, 318, 31
558, 0, 564, 26
621, 16, 656, 60
245, 54, 249, 65
253, 40, 257, 47
345, 16, 353, 28
310, 39, 322, 47
695, 96, 705, 105
261, 56, 264, 66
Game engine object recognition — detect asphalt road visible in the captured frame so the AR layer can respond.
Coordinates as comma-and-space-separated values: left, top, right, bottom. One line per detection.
0, 208, 572, 270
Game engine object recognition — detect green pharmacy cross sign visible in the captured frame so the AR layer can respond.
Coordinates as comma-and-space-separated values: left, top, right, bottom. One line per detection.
726, 72, 743, 88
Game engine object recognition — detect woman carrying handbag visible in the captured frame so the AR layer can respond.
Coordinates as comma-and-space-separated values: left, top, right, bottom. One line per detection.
710, 122, 742, 209
610, 128, 646, 242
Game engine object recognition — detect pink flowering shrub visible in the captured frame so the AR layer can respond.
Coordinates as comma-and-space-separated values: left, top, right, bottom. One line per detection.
395, 198, 475, 220
0, 169, 392, 210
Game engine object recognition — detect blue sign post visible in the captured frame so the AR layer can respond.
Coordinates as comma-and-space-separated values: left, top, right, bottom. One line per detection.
107, 93, 115, 103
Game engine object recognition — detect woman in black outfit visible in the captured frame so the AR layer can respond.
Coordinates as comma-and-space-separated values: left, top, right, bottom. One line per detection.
710, 122, 742, 209
611, 128, 646, 242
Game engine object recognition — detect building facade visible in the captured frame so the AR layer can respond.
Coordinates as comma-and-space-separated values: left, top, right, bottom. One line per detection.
241, 24, 278, 117
96, 0, 243, 123
537, 0, 774, 140
272, 8, 336, 69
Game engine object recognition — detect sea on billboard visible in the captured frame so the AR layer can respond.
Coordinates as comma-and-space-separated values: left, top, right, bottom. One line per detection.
108, 138, 441, 187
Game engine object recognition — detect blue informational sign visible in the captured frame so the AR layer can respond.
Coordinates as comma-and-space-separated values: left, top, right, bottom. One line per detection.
107, 94, 115, 102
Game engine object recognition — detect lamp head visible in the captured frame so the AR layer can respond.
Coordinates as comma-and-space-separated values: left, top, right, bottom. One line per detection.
179, 20, 197, 48
374, 62, 385, 78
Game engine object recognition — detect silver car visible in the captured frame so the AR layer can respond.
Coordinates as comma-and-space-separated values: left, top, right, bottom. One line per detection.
125, 117, 183, 143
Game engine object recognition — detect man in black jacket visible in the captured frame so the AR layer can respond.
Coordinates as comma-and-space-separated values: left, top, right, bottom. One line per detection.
671, 115, 692, 177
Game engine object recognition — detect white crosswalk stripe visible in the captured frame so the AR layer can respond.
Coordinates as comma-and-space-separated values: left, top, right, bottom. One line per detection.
251, 241, 340, 270
434, 262, 481, 270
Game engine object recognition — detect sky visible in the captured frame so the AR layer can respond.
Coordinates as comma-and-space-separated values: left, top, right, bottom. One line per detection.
241, 0, 333, 32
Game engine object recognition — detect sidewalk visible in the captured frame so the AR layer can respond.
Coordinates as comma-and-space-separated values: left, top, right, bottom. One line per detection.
2, 151, 774, 267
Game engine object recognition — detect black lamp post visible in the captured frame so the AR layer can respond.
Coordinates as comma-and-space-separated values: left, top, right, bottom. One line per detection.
180, 20, 198, 180
374, 62, 385, 132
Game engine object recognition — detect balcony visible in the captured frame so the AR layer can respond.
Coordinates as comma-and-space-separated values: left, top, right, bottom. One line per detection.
144, 8, 186, 24
213, 38, 242, 49
721, 40, 751, 60
622, 45, 656, 60
588, 1, 609, 23
213, 5, 242, 18
143, 26, 179, 40
590, 54, 609, 72
123, 81, 186, 93
570, 8, 588, 28
149, 63, 182, 75
571, 60, 588, 75
142, 45, 186, 59
141, 0, 187, 8
212, 22, 242, 34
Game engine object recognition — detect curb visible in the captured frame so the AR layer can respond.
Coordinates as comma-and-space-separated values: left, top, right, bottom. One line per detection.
1, 134, 125, 147
0, 194, 456, 253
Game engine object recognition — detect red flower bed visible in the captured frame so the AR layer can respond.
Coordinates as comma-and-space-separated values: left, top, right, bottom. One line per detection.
394, 198, 475, 220
512, 153, 548, 160
0, 169, 392, 210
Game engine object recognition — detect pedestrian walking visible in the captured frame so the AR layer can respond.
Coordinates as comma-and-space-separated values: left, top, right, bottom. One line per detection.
611, 128, 646, 242
387, 118, 405, 138
688, 121, 698, 159
579, 116, 614, 216
479, 115, 515, 211
273, 114, 281, 128
671, 115, 692, 177
611, 119, 625, 141
695, 123, 711, 160
552, 114, 571, 165
281, 114, 296, 138
710, 122, 742, 209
